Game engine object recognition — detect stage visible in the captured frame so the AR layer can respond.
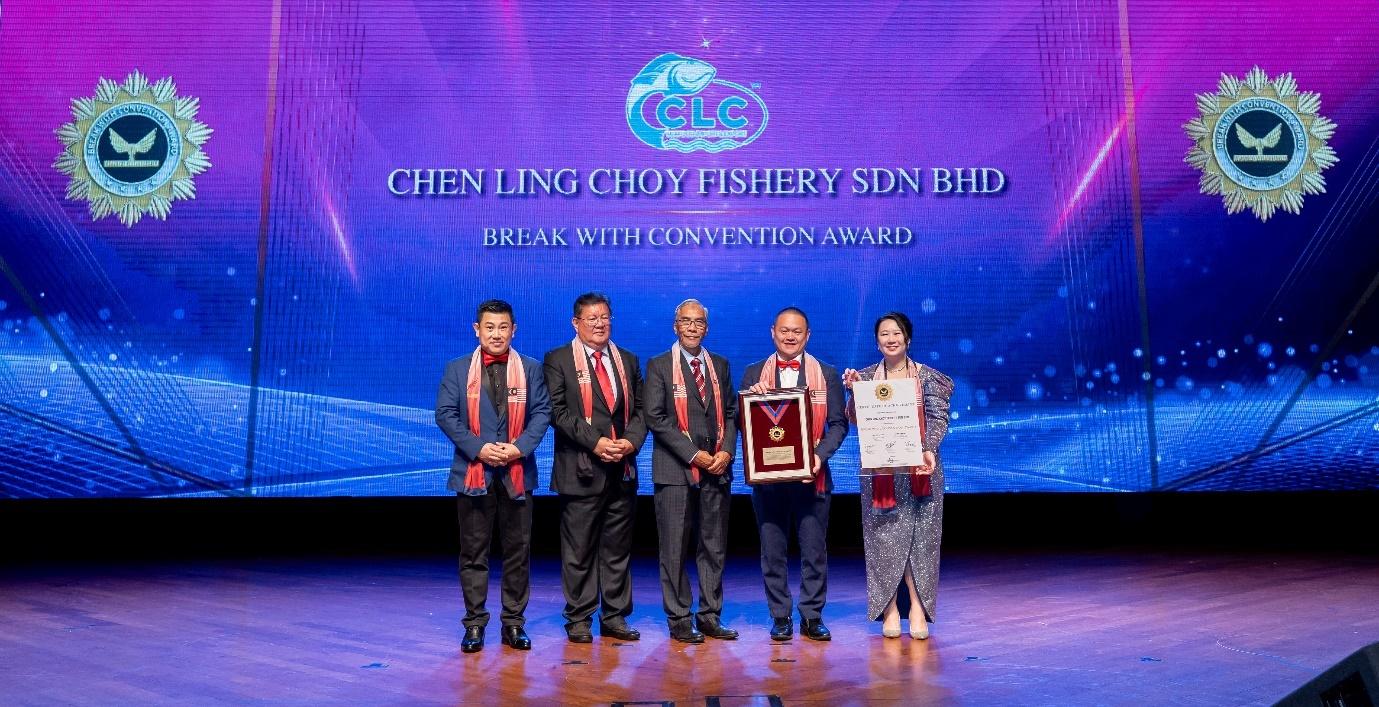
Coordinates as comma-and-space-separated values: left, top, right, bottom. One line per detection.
4, 550, 1376, 705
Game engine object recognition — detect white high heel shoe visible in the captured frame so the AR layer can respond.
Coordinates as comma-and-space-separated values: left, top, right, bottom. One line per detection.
881, 609, 902, 638
909, 611, 929, 640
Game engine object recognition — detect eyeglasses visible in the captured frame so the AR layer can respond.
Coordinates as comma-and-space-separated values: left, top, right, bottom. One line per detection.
675, 318, 708, 329
578, 315, 612, 325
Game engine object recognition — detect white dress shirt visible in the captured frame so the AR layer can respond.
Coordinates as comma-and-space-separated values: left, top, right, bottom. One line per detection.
777, 355, 801, 388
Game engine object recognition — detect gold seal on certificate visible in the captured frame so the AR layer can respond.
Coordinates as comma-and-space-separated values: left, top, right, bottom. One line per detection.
739, 387, 816, 484
852, 378, 924, 474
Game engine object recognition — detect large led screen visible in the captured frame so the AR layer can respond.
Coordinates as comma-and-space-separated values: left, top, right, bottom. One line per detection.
2, 1, 1377, 497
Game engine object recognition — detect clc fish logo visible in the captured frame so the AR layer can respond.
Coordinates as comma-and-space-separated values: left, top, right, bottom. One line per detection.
625, 53, 767, 153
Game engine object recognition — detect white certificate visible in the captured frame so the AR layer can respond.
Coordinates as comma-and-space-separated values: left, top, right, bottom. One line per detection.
852, 378, 924, 471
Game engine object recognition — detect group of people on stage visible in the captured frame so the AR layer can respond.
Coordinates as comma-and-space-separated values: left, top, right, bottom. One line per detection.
435, 293, 954, 653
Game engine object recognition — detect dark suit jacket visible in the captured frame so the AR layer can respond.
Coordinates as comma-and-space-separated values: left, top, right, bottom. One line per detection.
435, 352, 552, 497
644, 349, 738, 486
738, 355, 848, 493
543, 342, 648, 496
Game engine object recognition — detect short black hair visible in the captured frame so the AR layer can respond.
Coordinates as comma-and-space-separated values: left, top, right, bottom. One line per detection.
874, 311, 913, 343
475, 299, 514, 323
774, 306, 809, 329
573, 291, 612, 318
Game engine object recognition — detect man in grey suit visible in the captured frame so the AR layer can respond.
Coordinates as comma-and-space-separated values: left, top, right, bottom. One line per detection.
436, 299, 551, 653
643, 299, 739, 643
543, 292, 647, 643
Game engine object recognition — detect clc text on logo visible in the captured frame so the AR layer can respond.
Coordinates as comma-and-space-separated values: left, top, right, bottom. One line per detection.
625, 53, 767, 153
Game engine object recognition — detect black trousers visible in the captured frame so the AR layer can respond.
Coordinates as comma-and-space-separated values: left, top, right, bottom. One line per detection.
558, 478, 636, 629
654, 481, 730, 626
456, 480, 532, 628
751, 482, 831, 621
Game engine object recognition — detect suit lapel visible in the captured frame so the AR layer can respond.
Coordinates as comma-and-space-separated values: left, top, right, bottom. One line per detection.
576, 346, 610, 415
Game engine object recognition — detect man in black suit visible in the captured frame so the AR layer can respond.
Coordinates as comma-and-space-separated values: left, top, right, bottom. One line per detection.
740, 306, 848, 642
543, 292, 647, 643
643, 299, 739, 643
435, 299, 551, 653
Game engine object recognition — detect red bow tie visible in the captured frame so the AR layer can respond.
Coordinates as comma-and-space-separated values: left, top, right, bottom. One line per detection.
776, 359, 800, 370
482, 351, 509, 366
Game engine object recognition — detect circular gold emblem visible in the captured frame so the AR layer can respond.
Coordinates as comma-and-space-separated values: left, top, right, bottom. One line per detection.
1184, 66, 1336, 221
875, 383, 893, 401
55, 71, 213, 227
768, 426, 785, 442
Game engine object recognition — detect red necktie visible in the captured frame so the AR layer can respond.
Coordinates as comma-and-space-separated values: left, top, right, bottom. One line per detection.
592, 350, 629, 479
690, 357, 707, 401
776, 359, 800, 370
591, 350, 617, 411
482, 351, 508, 366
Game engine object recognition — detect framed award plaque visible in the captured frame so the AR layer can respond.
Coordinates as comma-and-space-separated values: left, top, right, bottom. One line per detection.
739, 386, 816, 485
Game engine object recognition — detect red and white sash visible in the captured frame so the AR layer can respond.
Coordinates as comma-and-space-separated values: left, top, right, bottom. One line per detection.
464, 347, 529, 498
671, 342, 725, 486
758, 352, 829, 494
869, 359, 931, 511
571, 338, 634, 480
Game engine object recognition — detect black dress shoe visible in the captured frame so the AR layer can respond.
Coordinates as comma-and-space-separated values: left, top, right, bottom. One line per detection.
669, 622, 705, 644
461, 626, 485, 653
696, 619, 739, 640
501, 625, 531, 650
801, 618, 831, 642
769, 617, 793, 642
566, 624, 593, 644
599, 622, 641, 641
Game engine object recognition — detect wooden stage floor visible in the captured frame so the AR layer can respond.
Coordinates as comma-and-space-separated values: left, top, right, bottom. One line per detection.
3, 550, 1377, 705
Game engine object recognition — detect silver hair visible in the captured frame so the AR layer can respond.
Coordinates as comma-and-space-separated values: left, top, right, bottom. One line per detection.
674, 298, 709, 320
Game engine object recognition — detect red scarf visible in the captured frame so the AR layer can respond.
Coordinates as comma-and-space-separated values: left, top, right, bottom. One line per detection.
870, 360, 931, 511
758, 352, 829, 494
671, 343, 725, 486
571, 338, 634, 480
464, 346, 529, 498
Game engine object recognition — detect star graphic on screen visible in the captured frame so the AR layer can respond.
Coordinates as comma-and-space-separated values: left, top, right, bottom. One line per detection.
700, 37, 711, 48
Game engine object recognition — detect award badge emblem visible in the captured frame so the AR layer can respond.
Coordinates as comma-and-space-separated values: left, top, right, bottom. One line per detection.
875, 383, 893, 401
55, 71, 213, 227
1184, 66, 1336, 221
761, 400, 790, 442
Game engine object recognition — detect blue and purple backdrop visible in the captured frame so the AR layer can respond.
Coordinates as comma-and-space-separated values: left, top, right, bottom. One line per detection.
2, 1, 1377, 498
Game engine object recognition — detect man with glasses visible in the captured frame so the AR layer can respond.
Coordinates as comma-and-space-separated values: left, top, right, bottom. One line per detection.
643, 299, 738, 643
543, 292, 648, 643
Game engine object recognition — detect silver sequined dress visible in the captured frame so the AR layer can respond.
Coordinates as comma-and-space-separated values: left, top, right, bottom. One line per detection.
854, 362, 954, 622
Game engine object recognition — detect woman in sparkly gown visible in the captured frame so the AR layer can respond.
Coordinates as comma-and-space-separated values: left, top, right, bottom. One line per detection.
843, 312, 954, 640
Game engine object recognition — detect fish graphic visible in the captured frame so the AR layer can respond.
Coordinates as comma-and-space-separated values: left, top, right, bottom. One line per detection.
625, 53, 717, 149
